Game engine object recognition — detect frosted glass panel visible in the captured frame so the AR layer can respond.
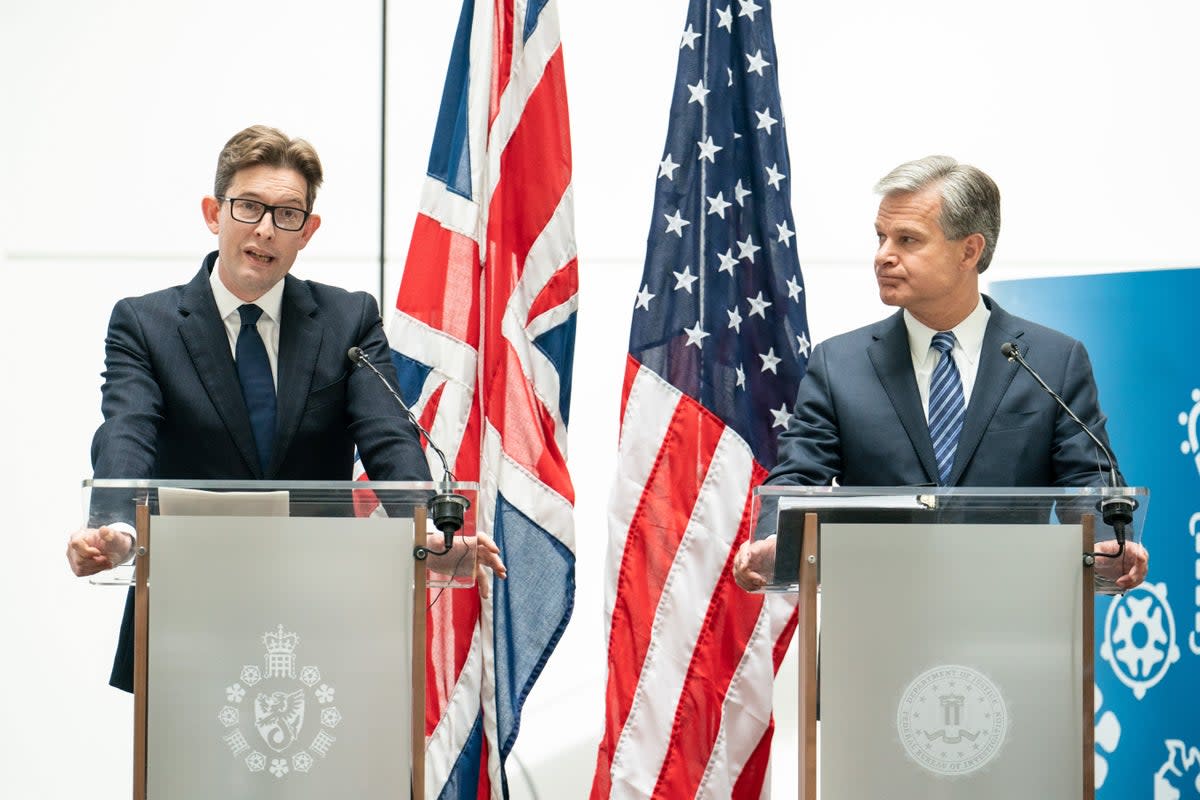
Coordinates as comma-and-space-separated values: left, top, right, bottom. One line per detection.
819, 522, 1084, 799
146, 515, 413, 799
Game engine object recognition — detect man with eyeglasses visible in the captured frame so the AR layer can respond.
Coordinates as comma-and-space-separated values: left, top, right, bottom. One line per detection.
66, 125, 504, 692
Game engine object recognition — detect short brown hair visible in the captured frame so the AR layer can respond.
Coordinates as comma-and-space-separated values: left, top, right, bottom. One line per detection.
875, 155, 1001, 274
214, 125, 324, 210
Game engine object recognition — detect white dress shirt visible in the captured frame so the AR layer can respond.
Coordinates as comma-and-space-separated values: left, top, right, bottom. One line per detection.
209, 263, 285, 387
905, 296, 991, 421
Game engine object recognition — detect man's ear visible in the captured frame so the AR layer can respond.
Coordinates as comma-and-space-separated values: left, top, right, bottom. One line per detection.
201, 196, 221, 235
297, 213, 321, 249
960, 232, 986, 272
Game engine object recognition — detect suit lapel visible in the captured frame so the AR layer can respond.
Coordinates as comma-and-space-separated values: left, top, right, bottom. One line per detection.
868, 312, 940, 484
272, 276, 321, 475
176, 259, 263, 476
948, 297, 1024, 485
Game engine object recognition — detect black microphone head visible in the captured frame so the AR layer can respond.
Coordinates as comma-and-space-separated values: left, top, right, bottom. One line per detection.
428, 491, 470, 536
347, 346, 365, 365
1000, 342, 1017, 360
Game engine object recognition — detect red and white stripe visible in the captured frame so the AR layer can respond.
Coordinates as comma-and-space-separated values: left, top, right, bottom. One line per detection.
593, 360, 797, 799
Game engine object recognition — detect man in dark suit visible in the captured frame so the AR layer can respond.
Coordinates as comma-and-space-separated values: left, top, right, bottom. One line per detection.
733, 155, 1147, 590
66, 125, 502, 690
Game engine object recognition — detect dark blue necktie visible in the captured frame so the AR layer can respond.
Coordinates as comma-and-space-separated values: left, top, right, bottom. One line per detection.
236, 304, 276, 472
928, 331, 965, 486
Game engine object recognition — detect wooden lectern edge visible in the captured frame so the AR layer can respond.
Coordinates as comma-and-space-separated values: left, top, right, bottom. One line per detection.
797, 511, 819, 800
412, 506, 428, 800
1082, 515, 1096, 800
133, 503, 150, 800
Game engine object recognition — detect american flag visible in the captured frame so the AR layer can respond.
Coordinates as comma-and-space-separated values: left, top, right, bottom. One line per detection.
387, 1, 577, 796
592, 1, 809, 797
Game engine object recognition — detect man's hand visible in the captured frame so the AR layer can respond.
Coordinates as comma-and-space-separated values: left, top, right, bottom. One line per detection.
424, 531, 507, 599
1094, 539, 1149, 591
472, 532, 506, 599
732, 537, 777, 593
66, 526, 133, 577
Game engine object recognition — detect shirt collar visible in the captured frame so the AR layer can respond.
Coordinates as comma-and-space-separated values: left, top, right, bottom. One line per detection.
209, 262, 285, 324
903, 295, 990, 364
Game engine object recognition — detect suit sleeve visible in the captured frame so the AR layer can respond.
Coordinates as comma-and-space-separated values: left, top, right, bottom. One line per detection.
765, 341, 842, 488
344, 293, 434, 484
89, 299, 164, 525
1051, 339, 1122, 487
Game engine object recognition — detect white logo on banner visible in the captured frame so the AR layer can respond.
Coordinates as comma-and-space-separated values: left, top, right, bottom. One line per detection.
1189, 513, 1200, 657
1154, 740, 1200, 799
1178, 388, 1200, 479
896, 665, 1009, 776
1100, 582, 1182, 700
1094, 683, 1121, 788
216, 625, 343, 778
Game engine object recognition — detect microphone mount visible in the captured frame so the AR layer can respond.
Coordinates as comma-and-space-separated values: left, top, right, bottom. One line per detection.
347, 347, 469, 559
1001, 341, 1133, 557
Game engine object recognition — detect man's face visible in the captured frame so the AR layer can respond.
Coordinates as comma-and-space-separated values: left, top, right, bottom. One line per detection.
201, 164, 321, 302
873, 186, 982, 328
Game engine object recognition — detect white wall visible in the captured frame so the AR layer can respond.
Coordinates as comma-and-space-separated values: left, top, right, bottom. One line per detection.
2, 1, 1197, 798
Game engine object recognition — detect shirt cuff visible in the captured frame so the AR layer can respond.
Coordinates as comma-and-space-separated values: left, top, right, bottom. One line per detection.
106, 522, 137, 565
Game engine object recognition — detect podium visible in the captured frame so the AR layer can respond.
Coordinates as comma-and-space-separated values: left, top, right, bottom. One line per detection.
83, 478, 480, 800
747, 485, 1149, 800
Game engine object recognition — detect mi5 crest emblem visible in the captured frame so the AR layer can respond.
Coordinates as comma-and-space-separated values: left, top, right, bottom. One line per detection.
216, 625, 343, 779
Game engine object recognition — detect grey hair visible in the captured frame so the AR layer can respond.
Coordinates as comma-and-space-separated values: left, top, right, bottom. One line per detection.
874, 155, 1001, 273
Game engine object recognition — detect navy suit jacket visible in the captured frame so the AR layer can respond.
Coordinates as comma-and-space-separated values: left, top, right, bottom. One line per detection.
767, 296, 1119, 489
94, 252, 431, 690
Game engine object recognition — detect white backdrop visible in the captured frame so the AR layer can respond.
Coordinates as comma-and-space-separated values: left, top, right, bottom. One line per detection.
2, 1, 1197, 797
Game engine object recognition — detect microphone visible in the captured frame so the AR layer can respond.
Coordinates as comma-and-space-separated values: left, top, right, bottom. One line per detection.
1000, 341, 1133, 555
347, 347, 469, 557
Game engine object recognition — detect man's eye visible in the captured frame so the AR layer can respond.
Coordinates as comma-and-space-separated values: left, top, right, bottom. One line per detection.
235, 200, 263, 214
278, 208, 304, 224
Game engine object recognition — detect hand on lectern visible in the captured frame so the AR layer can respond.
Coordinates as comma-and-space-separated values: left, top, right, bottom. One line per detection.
66, 526, 134, 577
424, 531, 507, 598
1093, 539, 1149, 591
732, 537, 776, 593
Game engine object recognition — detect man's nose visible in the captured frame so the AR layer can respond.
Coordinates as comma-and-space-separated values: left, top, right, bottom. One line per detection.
254, 211, 277, 237
875, 239, 896, 267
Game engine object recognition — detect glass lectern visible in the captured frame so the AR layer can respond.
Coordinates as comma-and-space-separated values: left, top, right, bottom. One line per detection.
83, 478, 481, 800
747, 485, 1149, 800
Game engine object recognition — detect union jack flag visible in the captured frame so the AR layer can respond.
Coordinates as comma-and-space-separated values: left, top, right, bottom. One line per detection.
592, 1, 809, 797
387, 1, 577, 796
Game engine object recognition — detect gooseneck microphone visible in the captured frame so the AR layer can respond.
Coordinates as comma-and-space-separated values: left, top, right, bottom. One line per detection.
348, 347, 469, 558
1000, 341, 1133, 555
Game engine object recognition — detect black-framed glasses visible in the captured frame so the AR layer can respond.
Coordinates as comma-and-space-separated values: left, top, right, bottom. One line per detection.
219, 196, 310, 232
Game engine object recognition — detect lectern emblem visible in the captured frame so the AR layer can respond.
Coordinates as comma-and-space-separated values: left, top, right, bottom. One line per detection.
216, 625, 343, 778
896, 665, 1009, 776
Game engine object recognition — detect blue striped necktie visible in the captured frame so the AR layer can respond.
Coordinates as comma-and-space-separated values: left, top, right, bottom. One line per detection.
928, 331, 965, 486
236, 304, 276, 472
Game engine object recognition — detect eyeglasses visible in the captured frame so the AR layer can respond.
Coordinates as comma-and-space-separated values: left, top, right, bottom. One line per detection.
219, 196, 311, 232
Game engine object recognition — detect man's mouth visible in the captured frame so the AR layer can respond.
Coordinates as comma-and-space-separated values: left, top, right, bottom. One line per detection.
245, 248, 276, 265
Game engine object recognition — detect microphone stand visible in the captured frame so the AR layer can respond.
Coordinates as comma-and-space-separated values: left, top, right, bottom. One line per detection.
347, 347, 469, 559
1001, 342, 1133, 558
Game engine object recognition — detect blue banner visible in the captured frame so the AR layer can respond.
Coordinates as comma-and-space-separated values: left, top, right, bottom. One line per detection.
991, 269, 1200, 798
